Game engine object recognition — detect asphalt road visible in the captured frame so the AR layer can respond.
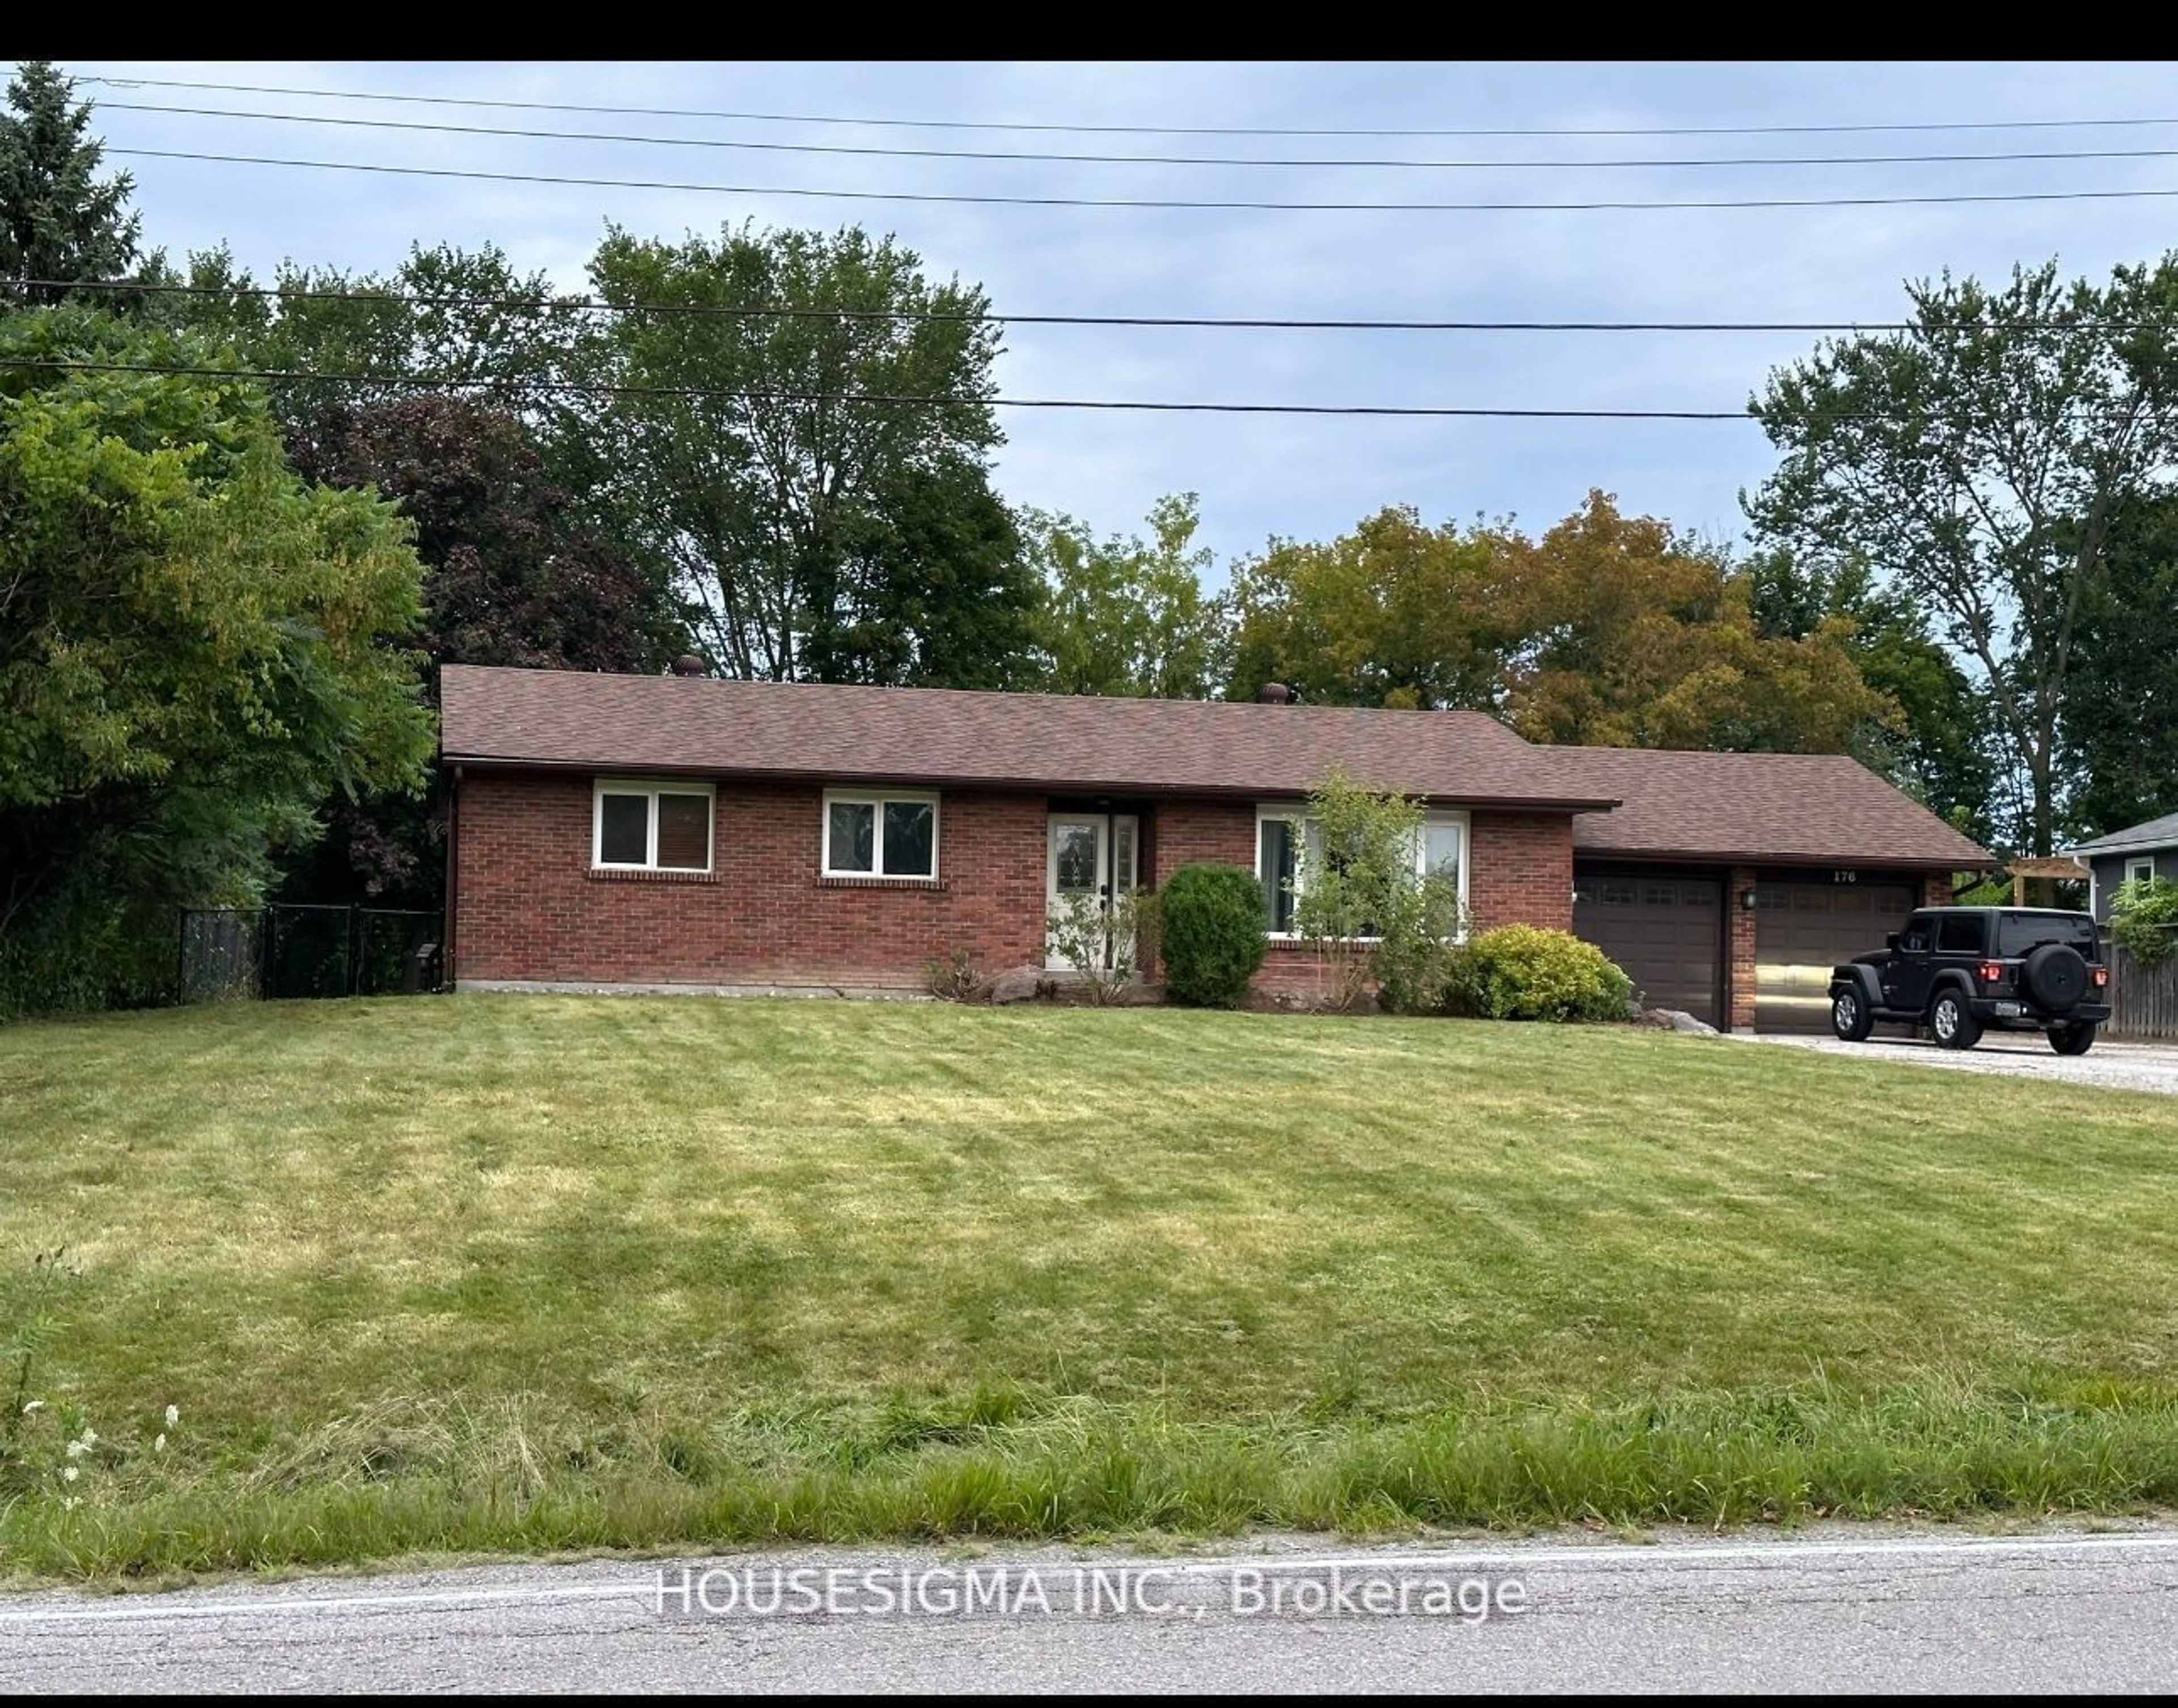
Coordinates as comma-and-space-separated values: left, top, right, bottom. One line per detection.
7, 1529, 2178, 1693
1748, 1032, 2178, 1095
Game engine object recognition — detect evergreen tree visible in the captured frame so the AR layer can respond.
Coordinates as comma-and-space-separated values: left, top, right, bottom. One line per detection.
0, 61, 140, 307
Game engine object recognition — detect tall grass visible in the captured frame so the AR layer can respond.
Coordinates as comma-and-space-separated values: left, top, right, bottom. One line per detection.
10, 1377, 2178, 1583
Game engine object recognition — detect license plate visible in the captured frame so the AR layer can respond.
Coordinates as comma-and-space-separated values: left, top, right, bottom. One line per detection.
1994, 1001, 2023, 1017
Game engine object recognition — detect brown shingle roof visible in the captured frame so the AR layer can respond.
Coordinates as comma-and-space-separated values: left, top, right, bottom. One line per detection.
438, 666, 1620, 809
1554, 746, 1989, 868
439, 667, 1991, 866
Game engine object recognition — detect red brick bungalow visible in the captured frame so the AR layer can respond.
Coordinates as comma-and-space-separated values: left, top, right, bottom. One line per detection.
440, 665, 1987, 1032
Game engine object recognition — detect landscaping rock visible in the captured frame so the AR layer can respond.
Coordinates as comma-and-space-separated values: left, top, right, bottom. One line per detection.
1631, 1006, 1718, 1034
986, 965, 1054, 1004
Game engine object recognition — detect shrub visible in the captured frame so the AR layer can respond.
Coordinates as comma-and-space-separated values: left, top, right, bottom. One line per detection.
922, 950, 984, 1002
1285, 769, 1464, 1014
1044, 889, 1155, 1005
1441, 925, 1635, 1022
2109, 875, 2178, 967
1157, 864, 1268, 1007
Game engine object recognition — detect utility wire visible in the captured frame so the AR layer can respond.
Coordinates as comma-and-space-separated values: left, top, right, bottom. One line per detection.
6, 356, 1760, 418
25, 356, 2176, 425
99, 147, 2178, 213
87, 99, 2178, 172
34, 277, 2146, 336
75, 74, 2178, 141
24, 354, 2172, 424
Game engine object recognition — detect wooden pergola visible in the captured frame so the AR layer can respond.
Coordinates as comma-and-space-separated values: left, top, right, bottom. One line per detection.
2008, 856, 2089, 907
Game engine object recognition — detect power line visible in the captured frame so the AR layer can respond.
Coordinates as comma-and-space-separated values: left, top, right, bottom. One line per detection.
75, 74, 2178, 142
88, 99, 2178, 172
36, 277, 2147, 336
22, 354, 2172, 425
101, 146, 2178, 214
8, 356, 1758, 418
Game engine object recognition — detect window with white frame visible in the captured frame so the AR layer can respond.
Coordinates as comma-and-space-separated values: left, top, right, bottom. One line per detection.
822, 789, 939, 880
2128, 856, 2157, 887
1255, 804, 1467, 938
593, 779, 714, 873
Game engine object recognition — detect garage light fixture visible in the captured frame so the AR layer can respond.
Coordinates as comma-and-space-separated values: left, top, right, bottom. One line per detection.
1741, 889, 1759, 911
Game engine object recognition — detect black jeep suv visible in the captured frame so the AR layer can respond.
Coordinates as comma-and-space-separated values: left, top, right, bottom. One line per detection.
1826, 906, 2111, 1055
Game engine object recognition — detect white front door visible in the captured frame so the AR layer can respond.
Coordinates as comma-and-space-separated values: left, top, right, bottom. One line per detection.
1046, 813, 1140, 972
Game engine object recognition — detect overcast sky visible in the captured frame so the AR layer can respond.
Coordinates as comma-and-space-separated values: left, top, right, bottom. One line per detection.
53, 59, 2178, 570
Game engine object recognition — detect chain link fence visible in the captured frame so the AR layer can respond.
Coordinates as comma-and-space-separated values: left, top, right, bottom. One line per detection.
179, 906, 441, 1003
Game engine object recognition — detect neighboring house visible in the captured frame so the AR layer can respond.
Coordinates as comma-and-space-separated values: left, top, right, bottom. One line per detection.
439, 666, 1988, 1033
2063, 810, 2178, 922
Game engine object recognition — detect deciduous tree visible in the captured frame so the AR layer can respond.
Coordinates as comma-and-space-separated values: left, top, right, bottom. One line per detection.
141, 241, 585, 421
1749, 548, 1996, 839
585, 222, 1028, 687
1026, 493, 1226, 699
0, 309, 433, 1014
822, 451, 1042, 688
2060, 492, 2178, 837
1748, 256, 2178, 853
280, 395, 686, 904
1491, 491, 1894, 752
1224, 505, 1502, 709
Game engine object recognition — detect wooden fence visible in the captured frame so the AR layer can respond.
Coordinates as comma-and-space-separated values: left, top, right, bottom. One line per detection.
2109, 941, 2178, 1042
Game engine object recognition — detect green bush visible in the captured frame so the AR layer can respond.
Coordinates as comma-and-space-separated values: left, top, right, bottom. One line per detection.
2109, 875, 2178, 967
1157, 864, 1269, 1007
1286, 768, 1464, 1014
1441, 925, 1635, 1022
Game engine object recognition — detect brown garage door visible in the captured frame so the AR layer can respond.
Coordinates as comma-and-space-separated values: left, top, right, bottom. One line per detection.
1753, 882, 1917, 1032
1573, 873, 1722, 1024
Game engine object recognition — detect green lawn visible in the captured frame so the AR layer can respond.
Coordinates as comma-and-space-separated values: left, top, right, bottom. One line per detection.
5, 995, 2178, 1578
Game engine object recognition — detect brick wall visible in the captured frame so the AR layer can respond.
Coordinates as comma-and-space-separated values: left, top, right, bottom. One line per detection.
1727, 863, 1759, 1030
1467, 811, 1576, 933
455, 771, 1047, 990
1924, 872, 1956, 908
1144, 803, 1578, 999
1149, 798, 1257, 874
1145, 804, 1577, 932
455, 776, 1589, 997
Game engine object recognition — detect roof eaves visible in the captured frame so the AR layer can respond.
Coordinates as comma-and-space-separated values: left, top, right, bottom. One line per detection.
2063, 832, 2178, 857
1572, 843, 1989, 869
440, 752, 1619, 811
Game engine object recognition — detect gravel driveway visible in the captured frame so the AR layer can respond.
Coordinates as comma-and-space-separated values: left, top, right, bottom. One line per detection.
1742, 1031, 2178, 1096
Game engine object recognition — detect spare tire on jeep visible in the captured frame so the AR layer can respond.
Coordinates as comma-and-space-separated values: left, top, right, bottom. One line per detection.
2019, 942, 2089, 1013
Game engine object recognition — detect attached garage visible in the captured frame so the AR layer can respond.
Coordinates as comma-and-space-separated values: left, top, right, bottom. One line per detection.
1558, 747, 1985, 1030
1573, 870, 1723, 1025
1751, 880, 1917, 1033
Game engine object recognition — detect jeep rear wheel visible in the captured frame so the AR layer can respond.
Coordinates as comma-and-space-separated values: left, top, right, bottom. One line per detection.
1831, 988, 1874, 1042
2050, 1021, 2097, 1056
1930, 990, 1981, 1050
